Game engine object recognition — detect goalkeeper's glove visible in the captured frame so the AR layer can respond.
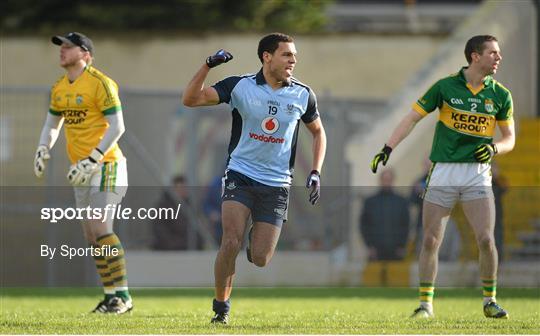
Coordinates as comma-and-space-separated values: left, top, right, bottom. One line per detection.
67, 148, 103, 186
206, 49, 233, 68
306, 170, 321, 205
474, 143, 497, 163
371, 144, 392, 173
34, 145, 50, 178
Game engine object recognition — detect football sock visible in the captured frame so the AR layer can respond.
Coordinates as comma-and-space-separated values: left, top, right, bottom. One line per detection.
96, 233, 131, 300
419, 282, 434, 312
91, 244, 116, 299
213, 298, 231, 314
482, 278, 496, 305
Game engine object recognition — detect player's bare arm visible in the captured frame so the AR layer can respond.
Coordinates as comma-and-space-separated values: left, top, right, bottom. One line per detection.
474, 122, 516, 163
371, 109, 423, 173
183, 49, 233, 107
386, 109, 424, 149
305, 118, 327, 173
493, 122, 515, 155
304, 118, 326, 205
182, 65, 219, 107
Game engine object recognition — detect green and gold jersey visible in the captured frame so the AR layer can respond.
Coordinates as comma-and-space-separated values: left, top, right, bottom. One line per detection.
49, 66, 124, 164
412, 67, 513, 162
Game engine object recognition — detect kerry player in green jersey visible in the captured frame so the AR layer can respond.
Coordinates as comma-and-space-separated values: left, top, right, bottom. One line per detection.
371, 35, 515, 319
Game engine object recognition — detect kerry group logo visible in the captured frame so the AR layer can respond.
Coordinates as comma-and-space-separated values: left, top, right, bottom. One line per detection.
261, 117, 279, 135
62, 109, 88, 125
440, 102, 496, 138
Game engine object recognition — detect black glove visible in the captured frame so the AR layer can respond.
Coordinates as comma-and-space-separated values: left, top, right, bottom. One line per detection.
306, 170, 321, 205
206, 49, 233, 68
474, 143, 497, 163
370, 145, 392, 173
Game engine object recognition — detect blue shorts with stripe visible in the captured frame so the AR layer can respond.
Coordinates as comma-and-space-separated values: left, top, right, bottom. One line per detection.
222, 170, 289, 227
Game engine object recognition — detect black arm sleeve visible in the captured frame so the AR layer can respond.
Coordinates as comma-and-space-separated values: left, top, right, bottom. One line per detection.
212, 76, 243, 104
301, 88, 320, 124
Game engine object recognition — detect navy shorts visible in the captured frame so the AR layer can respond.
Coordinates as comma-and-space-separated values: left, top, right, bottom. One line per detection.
221, 170, 289, 227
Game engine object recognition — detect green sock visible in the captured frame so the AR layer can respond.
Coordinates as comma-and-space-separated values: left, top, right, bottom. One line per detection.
115, 290, 130, 300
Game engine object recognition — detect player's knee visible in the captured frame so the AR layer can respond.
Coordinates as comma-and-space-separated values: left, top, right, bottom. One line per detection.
85, 237, 97, 245
477, 235, 495, 251
86, 219, 112, 243
251, 253, 271, 267
422, 235, 441, 252
220, 237, 243, 255
82, 231, 97, 245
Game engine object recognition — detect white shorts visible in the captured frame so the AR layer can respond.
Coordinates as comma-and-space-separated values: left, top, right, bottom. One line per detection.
423, 162, 493, 208
74, 158, 128, 209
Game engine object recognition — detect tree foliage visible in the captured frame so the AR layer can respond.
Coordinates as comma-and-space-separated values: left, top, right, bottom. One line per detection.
1, 0, 332, 34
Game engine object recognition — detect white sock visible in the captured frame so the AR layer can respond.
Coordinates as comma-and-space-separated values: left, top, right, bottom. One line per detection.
483, 297, 496, 306
420, 301, 433, 313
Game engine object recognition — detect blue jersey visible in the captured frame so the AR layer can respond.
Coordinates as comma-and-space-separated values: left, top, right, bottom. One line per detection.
212, 69, 319, 187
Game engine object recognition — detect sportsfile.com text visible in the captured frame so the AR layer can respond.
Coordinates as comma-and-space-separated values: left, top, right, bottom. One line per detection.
40, 204, 182, 223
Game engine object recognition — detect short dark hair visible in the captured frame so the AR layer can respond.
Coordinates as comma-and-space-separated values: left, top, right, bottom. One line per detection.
257, 33, 294, 63
464, 35, 498, 64
172, 175, 186, 185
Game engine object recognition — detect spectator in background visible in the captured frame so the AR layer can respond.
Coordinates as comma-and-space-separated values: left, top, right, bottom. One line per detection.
360, 169, 410, 261
203, 174, 223, 243
152, 175, 202, 250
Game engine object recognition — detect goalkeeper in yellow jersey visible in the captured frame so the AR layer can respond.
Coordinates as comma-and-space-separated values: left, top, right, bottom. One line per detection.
34, 32, 132, 314
371, 35, 514, 319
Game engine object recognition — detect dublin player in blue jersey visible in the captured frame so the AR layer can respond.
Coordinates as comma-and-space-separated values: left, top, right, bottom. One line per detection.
183, 33, 327, 324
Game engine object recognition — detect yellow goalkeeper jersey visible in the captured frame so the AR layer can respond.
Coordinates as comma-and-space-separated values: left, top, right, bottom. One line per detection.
49, 66, 124, 164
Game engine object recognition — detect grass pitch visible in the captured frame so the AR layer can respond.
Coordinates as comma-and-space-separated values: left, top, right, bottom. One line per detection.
1, 287, 538, 334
